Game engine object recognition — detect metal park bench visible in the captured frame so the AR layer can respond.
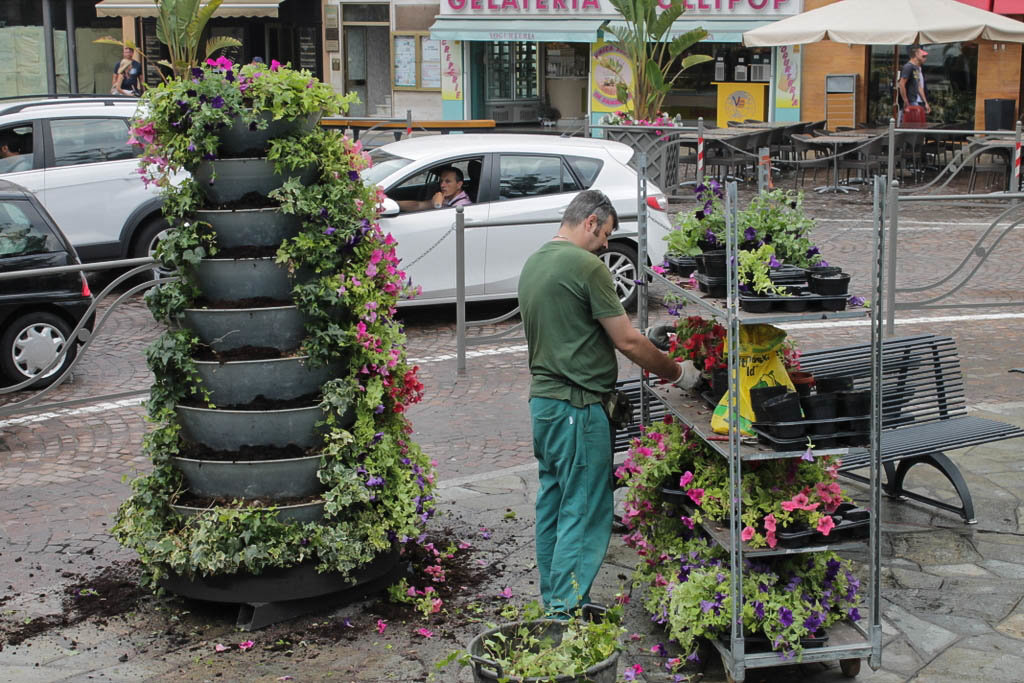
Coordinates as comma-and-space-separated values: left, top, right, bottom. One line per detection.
798, 333, 1024, 524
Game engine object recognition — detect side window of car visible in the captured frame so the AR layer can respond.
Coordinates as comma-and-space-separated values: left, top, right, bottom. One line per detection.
50, 118, 135, 168
0, 200, 57, 257
388, 157, 483, 203
498, 155, 580, 200
566, 156, 603, 189
0, 124, 35, 175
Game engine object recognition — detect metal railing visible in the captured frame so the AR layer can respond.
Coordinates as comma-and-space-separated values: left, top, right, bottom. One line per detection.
0, 258, 166, 419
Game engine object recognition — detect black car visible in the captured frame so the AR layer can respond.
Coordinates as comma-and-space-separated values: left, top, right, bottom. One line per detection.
0, 179, 93, 388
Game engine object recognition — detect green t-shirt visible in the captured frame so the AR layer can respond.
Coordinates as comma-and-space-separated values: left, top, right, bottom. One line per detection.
518, 240, 625, 407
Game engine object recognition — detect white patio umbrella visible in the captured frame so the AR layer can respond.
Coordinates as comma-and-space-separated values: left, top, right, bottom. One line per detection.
742, 0, 1024, 47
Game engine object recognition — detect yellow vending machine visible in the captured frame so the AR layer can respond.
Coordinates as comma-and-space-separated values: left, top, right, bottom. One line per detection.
712, 82, 769, 128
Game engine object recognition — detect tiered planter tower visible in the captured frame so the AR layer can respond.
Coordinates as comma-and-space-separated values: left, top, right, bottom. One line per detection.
114, 61, 434, 629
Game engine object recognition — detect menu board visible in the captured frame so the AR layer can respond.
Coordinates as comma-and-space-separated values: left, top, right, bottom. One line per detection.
298, 27, 317, 72
394, 36, 417, 87
142, 30, 163, 86
421, 39, 441, 89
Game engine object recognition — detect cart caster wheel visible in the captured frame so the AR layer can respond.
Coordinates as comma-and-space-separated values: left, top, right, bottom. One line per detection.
840, 658, 861, 678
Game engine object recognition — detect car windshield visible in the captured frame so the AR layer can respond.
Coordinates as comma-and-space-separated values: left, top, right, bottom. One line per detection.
362, 149, 414, 186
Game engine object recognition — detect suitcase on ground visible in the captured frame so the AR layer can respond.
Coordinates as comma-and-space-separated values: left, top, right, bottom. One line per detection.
902, 105, 926, 127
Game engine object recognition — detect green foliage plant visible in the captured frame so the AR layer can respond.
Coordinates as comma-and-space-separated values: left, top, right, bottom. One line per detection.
113, 67, 435, 588
666, 178, 725, 257
738, 189, 821, 268
737, 245, 788, 296
604, 0, 712, 121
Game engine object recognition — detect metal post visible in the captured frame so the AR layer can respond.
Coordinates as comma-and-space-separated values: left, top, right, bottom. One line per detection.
405, 109, 413, 139
886, 118, 896, 185
757, 146, 770, 193
65, 0, 79, 94
884, 178, 899, 335
637, 151, 649, 425
1013, 120, 1021, 192
455, 206, 466, 375
696, 116, 705, 183
868, 174, 885, 668
41, 0, 57, 95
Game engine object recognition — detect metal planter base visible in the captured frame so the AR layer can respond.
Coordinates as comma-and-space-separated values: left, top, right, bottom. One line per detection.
181, 305, 307, 352
193, 356, 341, 405
177, 404, 326, 450
194, 158, 317, 205
171, 452, 324, 499
196, 257, 293, 301
159, 547, 401, 630
196, 207, 301, 249
217, 111, 321, 155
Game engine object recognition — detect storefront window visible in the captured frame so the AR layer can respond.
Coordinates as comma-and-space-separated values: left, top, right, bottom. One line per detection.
487, 41, 538, 101
868, 44, 977, 125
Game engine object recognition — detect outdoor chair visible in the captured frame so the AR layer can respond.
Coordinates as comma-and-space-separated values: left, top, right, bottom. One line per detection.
790, 133, 830, 188
704, 133, 753, 181
968, 149, 1009, 192
838, 135, 884, 184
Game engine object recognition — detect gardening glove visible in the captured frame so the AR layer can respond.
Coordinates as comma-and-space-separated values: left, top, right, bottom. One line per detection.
671, 359, 703, 391
645, 324, 675, 351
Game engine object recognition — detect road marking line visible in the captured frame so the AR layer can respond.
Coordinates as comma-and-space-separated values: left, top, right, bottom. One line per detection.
781, 311, 1024, 330
0, 397, 144, 430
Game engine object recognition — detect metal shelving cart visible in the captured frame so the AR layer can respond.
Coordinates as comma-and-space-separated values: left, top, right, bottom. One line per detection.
634, 174, 886, 682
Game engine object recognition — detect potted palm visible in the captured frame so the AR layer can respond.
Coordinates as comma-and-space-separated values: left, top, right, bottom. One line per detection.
601, 0, 711, 191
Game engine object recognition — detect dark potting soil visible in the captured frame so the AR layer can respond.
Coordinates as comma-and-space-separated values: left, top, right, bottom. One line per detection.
212, 245, 280, 259
0, 560, 145, 648
193, 296, 292, 309
191, 345, 290, 362
177, 441, 314, 462
182, 391, 320, 411
175, 493, 322, 509
205, 191, 275, 211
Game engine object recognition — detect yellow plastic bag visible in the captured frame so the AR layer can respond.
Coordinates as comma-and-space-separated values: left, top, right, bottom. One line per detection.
711, 324, 795, 436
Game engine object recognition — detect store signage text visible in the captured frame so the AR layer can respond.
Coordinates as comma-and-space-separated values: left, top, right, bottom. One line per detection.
444, 0, 798, 12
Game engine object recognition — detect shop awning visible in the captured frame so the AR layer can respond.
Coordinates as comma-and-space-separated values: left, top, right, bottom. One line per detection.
95, 0, 281, 18
429, 19, 606, 43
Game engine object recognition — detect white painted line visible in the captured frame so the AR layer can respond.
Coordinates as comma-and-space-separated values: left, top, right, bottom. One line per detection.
780, 311, 1024, 331
0, 396, 144, 430
409, 344, 528, 365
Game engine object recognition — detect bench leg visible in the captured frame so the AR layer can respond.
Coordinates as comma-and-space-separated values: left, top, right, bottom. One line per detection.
890, 453, 977, 524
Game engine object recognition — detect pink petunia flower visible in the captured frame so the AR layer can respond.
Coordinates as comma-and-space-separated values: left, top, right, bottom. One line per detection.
498, 586, 513, 599
686, 487, 705, 505
377, 618, 388, 634
270, 59, 282, 71
741, 526, 755, 542
817, 515, 836, 536
238, 640, 254, 651
214, 643, 229, 653
679, 471, 694, 487
416, 627, 434, 638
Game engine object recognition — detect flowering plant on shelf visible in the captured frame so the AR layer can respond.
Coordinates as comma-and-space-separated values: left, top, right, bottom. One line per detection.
616, 420, 862, 663
666, 179, 725, 257
668, 314, 727, 373
601, 110, 683, 127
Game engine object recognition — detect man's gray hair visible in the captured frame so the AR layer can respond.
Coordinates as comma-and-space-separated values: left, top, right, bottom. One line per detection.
561, 189, 618, 232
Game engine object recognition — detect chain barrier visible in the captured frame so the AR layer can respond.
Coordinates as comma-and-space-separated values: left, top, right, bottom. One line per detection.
401, 221, 458, 270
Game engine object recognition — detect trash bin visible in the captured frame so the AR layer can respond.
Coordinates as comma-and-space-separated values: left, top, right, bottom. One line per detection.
984, 98, 1016, 131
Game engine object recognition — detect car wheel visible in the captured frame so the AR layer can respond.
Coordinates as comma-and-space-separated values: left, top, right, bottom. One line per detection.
132, 217, 174, 280
599, 242, 639, 311
0, 312, 77, 388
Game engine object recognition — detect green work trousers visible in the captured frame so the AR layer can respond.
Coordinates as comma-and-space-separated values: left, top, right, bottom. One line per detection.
530, 397, 613, 613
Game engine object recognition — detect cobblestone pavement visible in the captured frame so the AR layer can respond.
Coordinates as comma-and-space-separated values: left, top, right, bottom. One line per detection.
1, 185, 1023, 681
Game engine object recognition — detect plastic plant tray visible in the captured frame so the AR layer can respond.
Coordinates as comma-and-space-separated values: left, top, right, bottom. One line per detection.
718, 630, 829, 651
740, 292, 848, 313
776, 504, 871, 547
768, 265, 809, 284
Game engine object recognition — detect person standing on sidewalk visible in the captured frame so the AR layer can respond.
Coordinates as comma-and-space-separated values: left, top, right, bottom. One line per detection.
898, 44, 930, 125
518, 189, 692, 615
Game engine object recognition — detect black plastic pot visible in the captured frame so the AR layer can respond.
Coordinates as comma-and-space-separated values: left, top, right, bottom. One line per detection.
761, 392, 805, 439
710, 367, 729, 403
750, 385, 788, 422
694, 253, 707, 275
702, 250, 727, 278
816, 376, 854, 394
809, 266, 843, 278
781, 294, 811, 312
820, 296, 849, 311
740, 296, 773, 313
808, 272, 851, 296
837, 389, 871, 444
666, 254, 697, 275
801, 392, 838, 435
788, 371, 816, 397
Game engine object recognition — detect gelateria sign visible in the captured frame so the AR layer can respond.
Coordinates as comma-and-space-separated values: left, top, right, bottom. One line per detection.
441, 0, 802, 15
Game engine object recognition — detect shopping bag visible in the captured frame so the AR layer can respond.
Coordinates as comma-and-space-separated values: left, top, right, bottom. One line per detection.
902, 105, 926, 127
710, 324, 796, 436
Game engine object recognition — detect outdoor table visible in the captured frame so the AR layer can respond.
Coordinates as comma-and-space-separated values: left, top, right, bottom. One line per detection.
966, 135, 1016, 191
804, 133, 877, 193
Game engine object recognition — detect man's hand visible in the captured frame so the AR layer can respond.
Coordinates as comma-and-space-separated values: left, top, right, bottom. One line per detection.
431, 191, 444, 208
924, 103, 931, 113
671, 359, 702, 390
645, 325, 675, 351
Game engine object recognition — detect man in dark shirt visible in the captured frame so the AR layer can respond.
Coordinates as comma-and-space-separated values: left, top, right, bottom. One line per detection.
898, 44, 929, 122
112, 46, 143, 96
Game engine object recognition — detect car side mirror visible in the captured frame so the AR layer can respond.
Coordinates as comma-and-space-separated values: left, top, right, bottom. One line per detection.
379, 197, 400, 217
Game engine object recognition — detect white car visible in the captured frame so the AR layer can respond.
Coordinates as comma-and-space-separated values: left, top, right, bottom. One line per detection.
0, 97, 166, 265
364, 134, 672, 309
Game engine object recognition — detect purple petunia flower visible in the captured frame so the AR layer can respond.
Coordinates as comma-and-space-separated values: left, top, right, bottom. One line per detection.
785, 576, 802, 592
778, 606, 794, 628
744, 227, 757, 241
225, 69, 235, 83
804, 611, 824, 633
801, 446, 814, 462
768, 254, 782, 269
348, 170, 360, 181
700, 600, 717, 614
320, 207, 329, 218
191, 67, 203, 80
816, 259, 829, 267
324, 226, 336, 235
807, 245, 820, 256
848, 296, 866, 307
374, 404, 385, 414
704, 229, 718, 246
848, 607, 862, 621
366, 475, 384, 487
209, 95, 225, 109
753, 600, 765, 619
